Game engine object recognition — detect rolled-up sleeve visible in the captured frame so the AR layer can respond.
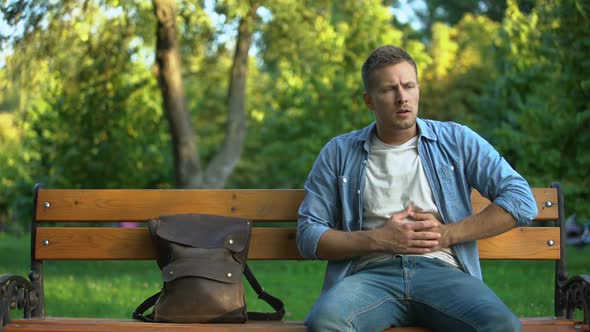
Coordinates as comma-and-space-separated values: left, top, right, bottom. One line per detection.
297, 141, 341, 259
493, 188, 537, 226
297, 190, 334, 259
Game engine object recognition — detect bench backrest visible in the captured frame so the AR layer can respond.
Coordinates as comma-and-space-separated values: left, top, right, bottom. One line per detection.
32, 184, 563, 261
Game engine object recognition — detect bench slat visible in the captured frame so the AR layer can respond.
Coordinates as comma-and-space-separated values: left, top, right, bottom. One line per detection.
35, 188, 558, 222
5, 317, 587, 332
35, 227, 560, 260
4, 318, 308, 332
35, 189, 306, 222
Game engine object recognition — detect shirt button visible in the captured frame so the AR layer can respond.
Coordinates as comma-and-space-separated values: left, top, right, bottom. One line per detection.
342, 178, 347, 183
357, 189, 361, 194
451, 166, 455, 171
362, 160, 367, 165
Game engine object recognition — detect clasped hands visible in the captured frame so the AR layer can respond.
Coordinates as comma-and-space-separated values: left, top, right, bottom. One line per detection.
371, 205, 451, 254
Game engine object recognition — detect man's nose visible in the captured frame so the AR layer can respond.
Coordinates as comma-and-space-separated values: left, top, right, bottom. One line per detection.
396, 88, 408, 104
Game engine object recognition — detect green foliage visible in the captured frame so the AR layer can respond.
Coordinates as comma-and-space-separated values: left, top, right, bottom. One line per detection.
403, 0, 535, 36
1, 0, 589, 231
0, 113, 26, 233
231, 0, 429, 188
473, 0, 590, 219
420, 14, 500, 123
0, 1, 174, 232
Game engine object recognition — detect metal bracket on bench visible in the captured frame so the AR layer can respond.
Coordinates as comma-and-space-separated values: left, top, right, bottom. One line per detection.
0, 274, 39, 327
557, 274, 590, 325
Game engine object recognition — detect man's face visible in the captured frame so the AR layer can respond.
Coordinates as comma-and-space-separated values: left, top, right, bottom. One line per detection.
363, 61, 420, 139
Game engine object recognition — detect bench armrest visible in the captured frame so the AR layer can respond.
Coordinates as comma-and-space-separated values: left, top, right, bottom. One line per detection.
558, 274, 590, 325
0, 274, 40, 327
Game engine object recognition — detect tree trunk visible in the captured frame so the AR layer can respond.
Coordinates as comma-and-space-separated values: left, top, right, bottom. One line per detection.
153, 0, 202, 188
201, 3, 259, 188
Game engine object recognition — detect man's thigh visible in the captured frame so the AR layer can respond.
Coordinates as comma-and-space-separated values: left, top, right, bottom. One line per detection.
306, 258, 410, 332
407, 257, 521, 332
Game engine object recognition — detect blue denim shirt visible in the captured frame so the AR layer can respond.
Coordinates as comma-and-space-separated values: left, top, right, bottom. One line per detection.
297, 118, 538, 293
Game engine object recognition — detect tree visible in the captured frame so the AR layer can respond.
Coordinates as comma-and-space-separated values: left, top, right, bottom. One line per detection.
0, 1, 173, 233
1, 0, 262, 189
198, 0, 259, 188
153, 0, 199, 188
152, 0, 260, 188
1, 0, 588, 232
230, 0, 431, 188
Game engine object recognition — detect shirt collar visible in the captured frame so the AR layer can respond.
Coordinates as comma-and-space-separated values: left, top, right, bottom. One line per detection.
356, 118, 437, 146
417, 118, 437, 141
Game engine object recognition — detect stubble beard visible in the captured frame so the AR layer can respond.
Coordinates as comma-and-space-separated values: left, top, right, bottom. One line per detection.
391, 115, 417, 131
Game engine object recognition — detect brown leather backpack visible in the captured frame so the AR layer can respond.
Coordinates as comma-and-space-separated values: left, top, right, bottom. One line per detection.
133, 213, 284, 323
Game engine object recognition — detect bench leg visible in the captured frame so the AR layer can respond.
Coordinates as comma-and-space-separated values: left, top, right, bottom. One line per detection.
557, 274, 590, 325
0, 274, 40, 327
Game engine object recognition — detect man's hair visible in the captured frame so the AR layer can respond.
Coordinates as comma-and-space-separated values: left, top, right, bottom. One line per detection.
361, 45, 418, 92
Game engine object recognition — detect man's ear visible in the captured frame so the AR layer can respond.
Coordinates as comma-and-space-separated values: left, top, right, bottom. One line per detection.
363, 91, 374, 111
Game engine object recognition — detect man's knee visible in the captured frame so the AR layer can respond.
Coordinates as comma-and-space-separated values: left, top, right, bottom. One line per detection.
488, 311, 521, 332
306, 301, 353, 332
476, 306, 521, 332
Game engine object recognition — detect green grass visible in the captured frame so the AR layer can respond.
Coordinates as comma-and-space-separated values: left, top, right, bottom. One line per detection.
1, 234, 588, 321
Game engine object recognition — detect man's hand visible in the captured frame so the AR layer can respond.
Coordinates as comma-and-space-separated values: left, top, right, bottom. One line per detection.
410, 211, 452, 250
315, 203, 516, 261
369, 205, 442, 254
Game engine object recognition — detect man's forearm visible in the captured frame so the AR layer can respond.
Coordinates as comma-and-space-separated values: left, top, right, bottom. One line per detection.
316, 209, 443, 260
444, 203, 517, 246
316, 229, 377, 260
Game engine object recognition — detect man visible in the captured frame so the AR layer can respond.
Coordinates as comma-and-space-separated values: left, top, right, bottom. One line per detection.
296, 45, 538, 332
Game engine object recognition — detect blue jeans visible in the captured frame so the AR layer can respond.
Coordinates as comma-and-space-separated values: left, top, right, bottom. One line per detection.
306, 256, 521, 332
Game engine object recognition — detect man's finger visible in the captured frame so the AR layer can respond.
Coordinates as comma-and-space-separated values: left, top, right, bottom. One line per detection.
411, 231, 441, 240
411, 211, 436, 220
410, 239, 439, 248
405, 220, 440, 231
391, 204, 413, 220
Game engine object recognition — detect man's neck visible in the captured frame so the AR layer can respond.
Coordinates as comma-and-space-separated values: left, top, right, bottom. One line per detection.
376, 125, 418, 146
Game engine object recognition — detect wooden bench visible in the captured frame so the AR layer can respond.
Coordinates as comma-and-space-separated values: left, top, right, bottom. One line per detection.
1, 182, 589, 332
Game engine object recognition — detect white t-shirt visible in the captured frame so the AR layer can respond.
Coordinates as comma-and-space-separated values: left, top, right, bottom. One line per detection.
359, 133, 460, 269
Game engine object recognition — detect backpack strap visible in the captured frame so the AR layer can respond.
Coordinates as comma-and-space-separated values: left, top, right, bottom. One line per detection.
244, 264, 285, 320
132, 292, 159, 322
133, 264, 285, 322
